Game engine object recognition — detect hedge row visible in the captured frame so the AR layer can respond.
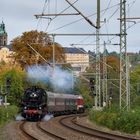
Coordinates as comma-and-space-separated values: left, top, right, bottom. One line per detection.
0, 105, 18, 125
89, 107, 140, 134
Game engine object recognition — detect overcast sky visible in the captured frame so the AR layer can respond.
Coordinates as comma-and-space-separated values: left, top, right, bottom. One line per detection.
0, 0, 140, 52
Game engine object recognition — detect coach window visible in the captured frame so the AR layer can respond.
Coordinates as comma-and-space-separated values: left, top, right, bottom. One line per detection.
72, 100, 75, 105
49, 98, 55, 105
66, 99, 69, 105
70, 99, 73, 105
74, 100, 76, 105
69, 99, 71, 105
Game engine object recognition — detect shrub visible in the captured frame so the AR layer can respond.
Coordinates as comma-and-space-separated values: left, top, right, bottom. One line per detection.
89, 107, 140, 134
0, 105, 18, 125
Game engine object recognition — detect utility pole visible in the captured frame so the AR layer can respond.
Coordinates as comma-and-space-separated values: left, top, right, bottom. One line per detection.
127, 55, 130, 110
95, 0, 101, 108
120, 0, 130, 110
52, 34, 55, 69
102, 42, 108, 107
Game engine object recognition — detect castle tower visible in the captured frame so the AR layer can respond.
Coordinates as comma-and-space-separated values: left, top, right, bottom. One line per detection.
0, 21, 7, 46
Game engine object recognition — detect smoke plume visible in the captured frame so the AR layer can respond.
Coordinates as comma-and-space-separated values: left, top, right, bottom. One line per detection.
26, 65, 74, 92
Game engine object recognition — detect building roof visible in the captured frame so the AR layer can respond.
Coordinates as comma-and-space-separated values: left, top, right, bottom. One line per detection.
0, 45, 12, 51
63, 47, 87, 54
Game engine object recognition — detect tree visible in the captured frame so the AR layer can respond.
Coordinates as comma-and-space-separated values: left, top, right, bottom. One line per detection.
106, 56, 120, 79
11, 30, 65, 69
0, 65, 26, 105
7, 69, 24, 105
74, 78, 94, 108
130, 66, 140, 107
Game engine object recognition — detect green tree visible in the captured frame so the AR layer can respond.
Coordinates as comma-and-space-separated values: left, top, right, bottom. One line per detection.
0, 66, 26, 105
11, 30, 65, 69
130, 66, 140, 107
74, 79, 94, 108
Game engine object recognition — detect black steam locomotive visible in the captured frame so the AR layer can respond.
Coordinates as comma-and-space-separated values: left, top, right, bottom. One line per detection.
20, 86, 84, 120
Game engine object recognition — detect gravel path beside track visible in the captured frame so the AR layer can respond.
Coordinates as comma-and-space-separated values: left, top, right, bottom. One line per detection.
1, 116, 140, 140
1, 121, 28, 140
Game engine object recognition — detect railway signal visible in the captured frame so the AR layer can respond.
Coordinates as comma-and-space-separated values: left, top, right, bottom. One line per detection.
89, 78, 96, 96
5, 77, 11, 94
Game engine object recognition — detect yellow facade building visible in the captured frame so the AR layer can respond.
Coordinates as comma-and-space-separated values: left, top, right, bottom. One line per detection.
64, 47, 89, 73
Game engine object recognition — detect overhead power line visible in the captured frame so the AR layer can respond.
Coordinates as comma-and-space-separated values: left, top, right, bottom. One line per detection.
35, 13, 80, 18
48, 33, 121, 36
48, 2, 121, 33
27, 43, 51, 66
64, 0, 97, 28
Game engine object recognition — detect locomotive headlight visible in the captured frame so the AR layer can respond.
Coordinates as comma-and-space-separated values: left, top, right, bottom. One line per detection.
39, 106, 42, 110
24, 106, 27, 110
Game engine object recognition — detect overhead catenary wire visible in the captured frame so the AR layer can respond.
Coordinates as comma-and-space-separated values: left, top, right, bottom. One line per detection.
101, 0, 112, 17
48, 2, 121, 33
36, 0, 137, 49
52, 0, 79, 20
102, 1, 138, 47
36, 0, 48, 30
76, 0, 135, 45
37, 0, 118, 47
65, 0, 97, 28
74, 0, 137, 51
27, 43, 51, 66
41, 0, 79, 31
100, 0, 112, 42
35, 0, 139, 58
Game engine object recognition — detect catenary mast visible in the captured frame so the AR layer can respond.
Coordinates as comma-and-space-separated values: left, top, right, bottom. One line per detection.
120, 0, 130, 110
95, 0, 101, 108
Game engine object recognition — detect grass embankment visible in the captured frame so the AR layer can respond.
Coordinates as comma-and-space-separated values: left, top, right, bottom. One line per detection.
0, 105, 18, 126
0, 105, 18, 139
89, 107, 140, 135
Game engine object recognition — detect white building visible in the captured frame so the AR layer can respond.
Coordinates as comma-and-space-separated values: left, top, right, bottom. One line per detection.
64, 47, 89, 74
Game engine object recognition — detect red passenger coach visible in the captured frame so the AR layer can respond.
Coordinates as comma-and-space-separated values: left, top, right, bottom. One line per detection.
77, 95, 84, 113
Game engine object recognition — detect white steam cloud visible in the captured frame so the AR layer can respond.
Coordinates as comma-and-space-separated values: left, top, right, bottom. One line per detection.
26, 65, 74, 92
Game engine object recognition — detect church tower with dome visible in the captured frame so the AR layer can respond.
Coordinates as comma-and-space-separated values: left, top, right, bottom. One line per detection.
0, 21, 7, 46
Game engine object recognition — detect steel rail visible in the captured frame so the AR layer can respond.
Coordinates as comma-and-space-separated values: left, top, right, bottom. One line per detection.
59, 114, 140, 140
19, 121, 38, 140
36, 122, 65, 140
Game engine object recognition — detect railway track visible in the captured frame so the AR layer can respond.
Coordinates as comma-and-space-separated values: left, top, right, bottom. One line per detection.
59, 114, 140, 140
36, 122, 66, 140
19, 121, 38, 140
18, 114, 140, 140
19, 120, 66, 140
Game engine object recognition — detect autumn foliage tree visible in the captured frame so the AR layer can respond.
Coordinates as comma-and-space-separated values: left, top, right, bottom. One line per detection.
106, 56, 120, 79
11, 30, 65, 69
87, 55, 120, 79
